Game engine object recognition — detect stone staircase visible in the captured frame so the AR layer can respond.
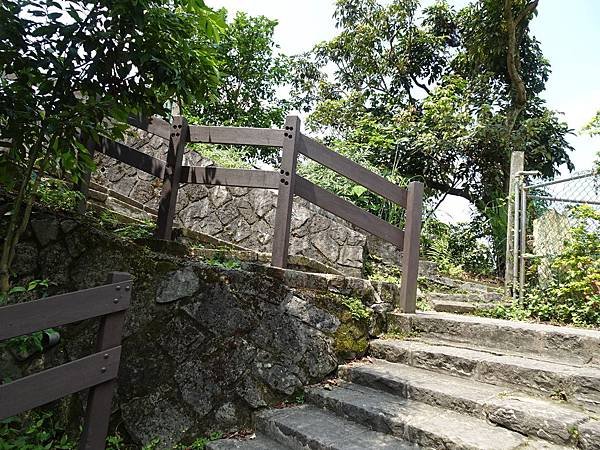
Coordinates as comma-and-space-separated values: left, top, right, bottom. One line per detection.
209, 312, 600, 450
419, 274, 505, 314
84, 181, 600, 449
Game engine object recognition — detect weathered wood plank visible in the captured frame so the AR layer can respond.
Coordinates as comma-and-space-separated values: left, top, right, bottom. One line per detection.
98, 137, 166, 178
181, 166, 279, 189
156, 117, 188, 240
399, 181, 424, 313
295, 176, 405, 248
188, 125, 285, 147
79, 272, 130, 450
127, 116, 171, 140
271, 117, 301, 268
298, 135, 408, 208
0, 346, 121, 420
0, 281, 132, 341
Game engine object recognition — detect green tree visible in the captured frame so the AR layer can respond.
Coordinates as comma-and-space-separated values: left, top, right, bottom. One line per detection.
291, 0, 574, 272
583, 109, 600, 170
187, 11, 292, 163
0, 0, 225, 294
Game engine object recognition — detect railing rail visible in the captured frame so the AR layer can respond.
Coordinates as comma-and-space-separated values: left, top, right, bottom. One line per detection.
81, 115, 424, 312
0, 272, 132, 450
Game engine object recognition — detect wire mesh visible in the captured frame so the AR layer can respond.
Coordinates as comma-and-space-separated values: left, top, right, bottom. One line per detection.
520, 170, 600, 292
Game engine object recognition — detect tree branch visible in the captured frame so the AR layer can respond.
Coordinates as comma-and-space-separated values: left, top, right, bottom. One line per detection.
515, 0, 539, 27
410, 74, 431, 94
424, 178, 473, 203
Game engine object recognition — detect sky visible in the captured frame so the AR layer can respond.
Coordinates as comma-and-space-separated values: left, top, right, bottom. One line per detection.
210, 0, 600, 222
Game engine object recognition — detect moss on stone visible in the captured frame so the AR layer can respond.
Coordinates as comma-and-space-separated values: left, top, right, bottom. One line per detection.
333, 322, 369, 358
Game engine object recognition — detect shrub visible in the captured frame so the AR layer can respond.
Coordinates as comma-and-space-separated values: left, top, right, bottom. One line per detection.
422, 218, 495, 278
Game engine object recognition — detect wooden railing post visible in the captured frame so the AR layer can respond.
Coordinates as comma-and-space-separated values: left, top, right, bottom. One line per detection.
399, 181, 424, 313
271, 116, 301, 268
156, 116, 188, 240
79, 272, 131, 450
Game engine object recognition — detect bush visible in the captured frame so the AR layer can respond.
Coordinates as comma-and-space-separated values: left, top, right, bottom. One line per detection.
422, 218, 495, 278
37, 178, 83, 211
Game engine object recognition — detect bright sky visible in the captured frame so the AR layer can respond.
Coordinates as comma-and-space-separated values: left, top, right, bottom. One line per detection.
210, 0, 600, 222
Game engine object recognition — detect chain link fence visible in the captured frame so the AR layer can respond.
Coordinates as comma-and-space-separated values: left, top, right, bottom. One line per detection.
512, 170, 600, 299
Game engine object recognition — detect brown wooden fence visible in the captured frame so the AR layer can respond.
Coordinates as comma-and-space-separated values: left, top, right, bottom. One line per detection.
80, 115, 423, 312
0, 272, 132, 450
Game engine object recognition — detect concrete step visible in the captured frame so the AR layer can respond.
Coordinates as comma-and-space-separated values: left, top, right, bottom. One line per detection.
427, 299, 498, 314
306, 382, 567, 450
388, 311, 600, 366
424, 292, 504, 303
370, 338, 600, 411
256, 404, 416, 449
207, 434, 289, 450
340, 359, 596, 445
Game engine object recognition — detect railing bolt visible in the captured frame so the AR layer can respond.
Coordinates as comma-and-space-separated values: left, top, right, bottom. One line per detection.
113, 298, 119, 304
125, 285, 130, 291
115, 285, 121, 291
101, 367, 107, 373
104, 353, 109, 359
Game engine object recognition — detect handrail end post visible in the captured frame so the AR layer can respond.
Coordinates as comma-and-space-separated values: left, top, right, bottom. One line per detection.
399, 181, 424, 313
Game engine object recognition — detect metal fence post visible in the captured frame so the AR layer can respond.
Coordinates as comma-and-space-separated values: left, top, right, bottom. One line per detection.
79, 272, 131, 450
505, 151, 524, 294
399, 181, 424, 313
156, 116, 188, 240
519, 182, 527, 303
271, 116, 301, 268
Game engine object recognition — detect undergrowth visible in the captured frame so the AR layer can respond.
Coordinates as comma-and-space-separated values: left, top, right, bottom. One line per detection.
0, 410, 222, 450
339, 295, 370, 321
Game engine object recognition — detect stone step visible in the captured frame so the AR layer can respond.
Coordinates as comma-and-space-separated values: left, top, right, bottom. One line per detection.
424, 274, 503, 294
306, 382, 567, 450
427, 299, 497, 314
256, 404, 417, 449
207, 434, 289, 450
370, 338, 600, 411
388, 311, 600, 366
340, 359, 596, 445
423, 292, 504, 303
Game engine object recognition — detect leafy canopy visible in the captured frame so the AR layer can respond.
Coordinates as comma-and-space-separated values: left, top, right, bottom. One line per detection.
187, 11, 292, 163
291, 0, 574, 208
0, 0, 225, 293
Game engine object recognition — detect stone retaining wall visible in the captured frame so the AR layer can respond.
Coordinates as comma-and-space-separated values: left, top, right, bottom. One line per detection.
3, 202, 375, 448
92, 130, 366, 277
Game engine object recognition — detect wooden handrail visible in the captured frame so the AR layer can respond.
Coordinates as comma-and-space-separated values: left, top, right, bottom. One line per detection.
298, 134, 408, 208
127, 116, 171, 140
98, 137, 166, 179
295, 176, 405, 248
0, 280, 131, 341
81, 116, 424, 310
0, 347, 122, 419
188, 125, 285, 147
0, 272, 132, 450
181, 166, 280, 189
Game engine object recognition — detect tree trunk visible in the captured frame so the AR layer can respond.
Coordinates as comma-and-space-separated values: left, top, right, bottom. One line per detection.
504, 0, 539, 135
